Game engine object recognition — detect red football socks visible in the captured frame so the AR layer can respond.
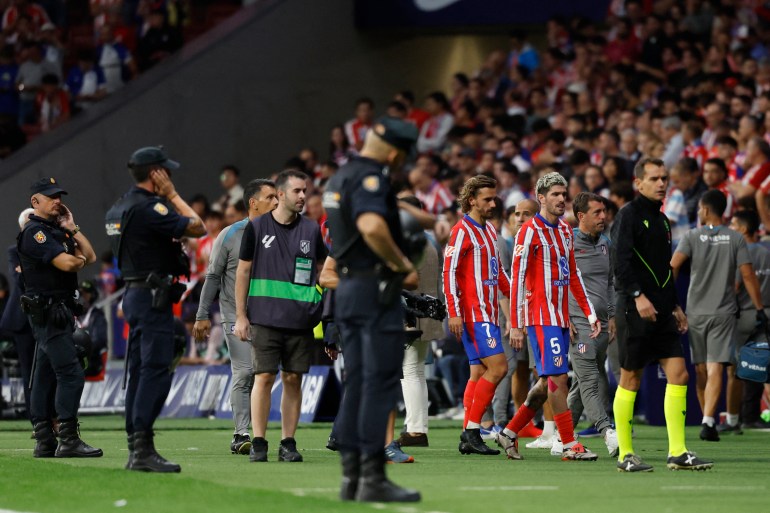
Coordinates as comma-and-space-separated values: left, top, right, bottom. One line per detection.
554, 410, 575, 445
467, 377, 497, 425
506, 404, 536, 434
463, 380, 477, 429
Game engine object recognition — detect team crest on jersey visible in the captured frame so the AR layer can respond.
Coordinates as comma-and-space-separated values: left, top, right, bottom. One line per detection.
559, 256, 569, 278
553, 355, 563, 367
490, 256, 498, 277
444, 245, 456, 258
300, 240, 310, 254
153, 202, 169, 216
577, 343, 587, 354
514, 244, 525, 256
487, 337, 497, 349
33, 231, 46, 244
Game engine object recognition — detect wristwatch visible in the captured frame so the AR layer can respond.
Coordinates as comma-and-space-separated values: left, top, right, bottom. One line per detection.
70, 225, 81, 236
632, 290, 642, 299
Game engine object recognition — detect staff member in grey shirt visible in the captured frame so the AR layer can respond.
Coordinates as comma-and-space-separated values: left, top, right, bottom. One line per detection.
671, 190, 765, 443
567, 192, 618, 458
192, 179, 278, 454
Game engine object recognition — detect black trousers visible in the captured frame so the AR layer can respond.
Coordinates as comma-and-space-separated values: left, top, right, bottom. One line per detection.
123, 288, 175, 434
334, 275, 405, 456
28, 314, 83, 423
11, 327, 35, 417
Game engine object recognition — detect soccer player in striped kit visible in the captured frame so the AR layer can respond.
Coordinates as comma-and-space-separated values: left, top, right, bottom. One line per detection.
443, 175, 511, 455
495, 171, 601, 461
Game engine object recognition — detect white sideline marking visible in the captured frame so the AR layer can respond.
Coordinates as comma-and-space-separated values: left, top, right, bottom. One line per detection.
460, 486, 558, 491
286, 488, 337, 497
0, 509, 39, 513
661, 485, 765, 491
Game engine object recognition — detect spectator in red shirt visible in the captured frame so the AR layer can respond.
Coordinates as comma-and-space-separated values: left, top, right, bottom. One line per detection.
732, 137, 770, 200
2, 0, 50, 32
395, 90, 429, 130
35, 72, 69, 132
344, 97, 374, 152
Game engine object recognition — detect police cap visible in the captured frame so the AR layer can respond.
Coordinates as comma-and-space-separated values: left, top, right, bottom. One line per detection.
371, 116, 418, 153
30, 177, 67, 197
127, 146, 180, 170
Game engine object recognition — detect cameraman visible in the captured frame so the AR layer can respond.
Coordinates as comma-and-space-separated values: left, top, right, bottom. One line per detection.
397, 199, 444, 449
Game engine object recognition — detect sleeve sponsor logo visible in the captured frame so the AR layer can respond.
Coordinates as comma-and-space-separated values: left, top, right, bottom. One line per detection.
444, 245, 456, 258
514, 244, 525, 256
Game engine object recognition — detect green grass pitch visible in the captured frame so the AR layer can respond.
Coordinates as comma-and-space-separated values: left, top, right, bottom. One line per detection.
0, 416, 768, 513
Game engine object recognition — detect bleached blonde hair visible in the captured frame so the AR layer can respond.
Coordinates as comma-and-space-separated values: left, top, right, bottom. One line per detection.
535, 171, 567, 197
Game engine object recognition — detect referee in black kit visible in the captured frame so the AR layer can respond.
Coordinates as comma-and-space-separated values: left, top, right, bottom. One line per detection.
323, 117, 420, 503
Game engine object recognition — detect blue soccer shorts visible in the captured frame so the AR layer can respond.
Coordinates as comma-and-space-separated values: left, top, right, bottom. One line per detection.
462, 321, 504, 365
527, 325, 570, 376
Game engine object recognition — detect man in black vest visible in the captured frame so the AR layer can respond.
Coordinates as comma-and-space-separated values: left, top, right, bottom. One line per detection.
323, 117, 420, 503
234, 169, 327, 463
105, 146, 205, 472
17, 178, 102, 458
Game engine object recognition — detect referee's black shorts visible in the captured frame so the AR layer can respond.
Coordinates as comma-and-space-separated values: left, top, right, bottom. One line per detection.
617, 308, 684, 371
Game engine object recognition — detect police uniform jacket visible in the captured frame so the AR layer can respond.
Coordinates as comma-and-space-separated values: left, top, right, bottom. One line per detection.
17, 214, 78, 297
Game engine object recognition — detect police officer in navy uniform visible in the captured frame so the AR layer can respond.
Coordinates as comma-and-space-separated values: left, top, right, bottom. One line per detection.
323, 117, 420, 503
105, 147, 205, 472
18, 178, 102, 458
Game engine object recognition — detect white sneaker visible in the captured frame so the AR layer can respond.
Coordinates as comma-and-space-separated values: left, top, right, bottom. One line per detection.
604, 428, 619, 458
550, 437, 563, 456
525, 435, 554, 449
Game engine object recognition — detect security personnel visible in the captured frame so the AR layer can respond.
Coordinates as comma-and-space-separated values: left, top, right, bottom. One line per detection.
105, 146, 205, 472
18, 177, 102, 458
323, 117, 420, 503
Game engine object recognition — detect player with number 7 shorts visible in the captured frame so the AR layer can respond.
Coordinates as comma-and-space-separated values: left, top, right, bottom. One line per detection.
443, 176, 511, 456
494, 172, 601, 461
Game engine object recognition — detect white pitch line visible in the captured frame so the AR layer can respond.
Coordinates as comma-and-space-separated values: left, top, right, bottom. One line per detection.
661, 485, 765, 491
0, 509, 39, 513
460, 485, 558, 491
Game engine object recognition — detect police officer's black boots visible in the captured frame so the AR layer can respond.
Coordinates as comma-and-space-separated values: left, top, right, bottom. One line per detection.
129, 431, 181, 473
55, 418, 103, 458
339, 451, 360, 501
355, 451, 420, 503
125, 433, 135, 469
32, 420, 58, 458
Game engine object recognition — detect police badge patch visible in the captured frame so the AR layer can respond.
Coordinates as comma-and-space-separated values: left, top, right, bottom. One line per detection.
153, 202, 169, 215
362, 175, 380, 192
33, 231, 46, 243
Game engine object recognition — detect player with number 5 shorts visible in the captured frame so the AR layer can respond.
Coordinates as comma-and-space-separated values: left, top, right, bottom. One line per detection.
494, 172, 601, 461
443, 176, 511, 456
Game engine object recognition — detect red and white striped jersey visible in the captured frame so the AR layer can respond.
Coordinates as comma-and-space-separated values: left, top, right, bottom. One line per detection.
443, 215, 511, 325
683, 140, 708, 170
510, 214, 596, 328
714, 181, 736, 221
416, 181, 455, 216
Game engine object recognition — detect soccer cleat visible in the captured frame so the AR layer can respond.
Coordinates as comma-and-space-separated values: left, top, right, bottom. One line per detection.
550, 437, 563, 456
384, 441, 414, 463
249, 437, 268, 462
458, 429, 500, 455
517, 421, 543, 438
561, 442, 598, 461
525, 435, 554, 449
666, 451, 713, 471
493, 431, 523, 460
480, 424, 502, 440
604, 428, 619, 458
278, 437, 303, 462
616, 453, 653, 472
230, 434, 252, 455
577, 426, 602, 438
716, 423, 743, 435
699, 423, 720, 442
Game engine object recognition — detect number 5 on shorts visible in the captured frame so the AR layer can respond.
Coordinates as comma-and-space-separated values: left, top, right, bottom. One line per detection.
550, 337, 561, 355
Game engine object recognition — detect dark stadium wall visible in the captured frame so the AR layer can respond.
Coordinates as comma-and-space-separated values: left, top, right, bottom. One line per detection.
0, 0, 506, 269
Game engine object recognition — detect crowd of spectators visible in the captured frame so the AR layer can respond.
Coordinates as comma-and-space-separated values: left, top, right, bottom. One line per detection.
0, 0, 240, 158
